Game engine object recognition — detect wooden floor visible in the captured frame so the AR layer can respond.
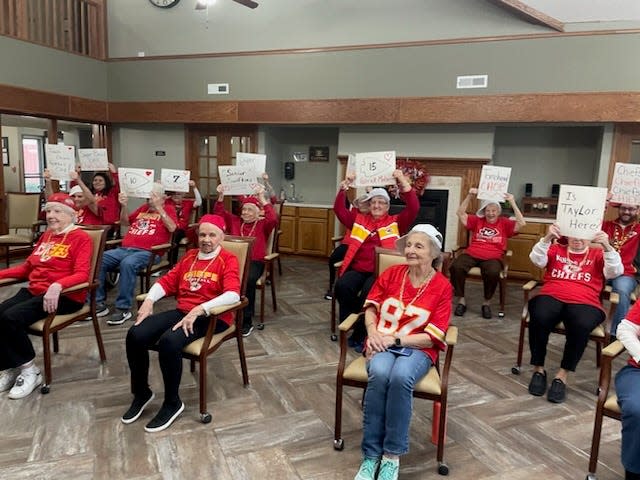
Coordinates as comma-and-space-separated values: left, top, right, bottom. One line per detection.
0, 255, 627, 480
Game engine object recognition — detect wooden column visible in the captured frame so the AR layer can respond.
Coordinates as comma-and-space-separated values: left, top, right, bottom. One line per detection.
48, 118, 60, 193
0, 115, 6, 234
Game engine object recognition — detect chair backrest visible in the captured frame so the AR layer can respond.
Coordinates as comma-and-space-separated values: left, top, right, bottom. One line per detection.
265, 227, 277, 257
80, 226, 109, 283
5, 192, 41, 230
375, 247, 407, 276
222, 235, 255, 296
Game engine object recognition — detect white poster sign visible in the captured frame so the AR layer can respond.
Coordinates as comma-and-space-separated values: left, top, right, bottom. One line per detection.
354, 151, 396, 187
235, 152, 266, 180
161, 168, 190, 193
45, 144, 76, 181
218, 165, 259, 195
346, 153, 356, 178
610, 162, 640, 205
118, 167, 155, 198
557, 184, 607, 240
78, 148, 109, 171
477, 165, 511, 202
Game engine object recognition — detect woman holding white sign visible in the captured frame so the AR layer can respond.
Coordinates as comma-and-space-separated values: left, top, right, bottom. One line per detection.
527, 223, 622, 403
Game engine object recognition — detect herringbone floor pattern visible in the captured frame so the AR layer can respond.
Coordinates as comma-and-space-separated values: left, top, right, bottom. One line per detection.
0, 256, 626, 479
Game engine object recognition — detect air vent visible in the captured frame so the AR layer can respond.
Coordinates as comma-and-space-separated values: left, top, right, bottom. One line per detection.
207, 83, 230, 95
456, 75, 488, 89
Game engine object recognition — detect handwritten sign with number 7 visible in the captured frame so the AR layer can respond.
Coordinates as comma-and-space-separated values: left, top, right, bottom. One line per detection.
161, 169, 190, 193
354, 151, 396, 187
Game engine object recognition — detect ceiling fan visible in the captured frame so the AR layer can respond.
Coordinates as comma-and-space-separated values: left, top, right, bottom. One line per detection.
195, 0, 258, 9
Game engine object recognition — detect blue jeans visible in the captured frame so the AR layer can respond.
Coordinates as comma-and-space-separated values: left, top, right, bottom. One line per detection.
609, 276, 638, 336
362, 349, 432, 457
97, 247, 153, 310
616, 365, 640, 474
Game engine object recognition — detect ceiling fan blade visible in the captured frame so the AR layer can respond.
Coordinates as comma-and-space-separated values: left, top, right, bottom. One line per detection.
232, 0, 259, 8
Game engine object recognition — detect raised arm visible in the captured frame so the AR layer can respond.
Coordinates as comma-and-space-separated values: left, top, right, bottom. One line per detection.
504, 192, 526, 231
457, 188, 477, 227
592, 230, 624, 279
334, 175, 357, 228
393, 169, 419, 233
529, 223, 559, 268
70, 170, 99, 214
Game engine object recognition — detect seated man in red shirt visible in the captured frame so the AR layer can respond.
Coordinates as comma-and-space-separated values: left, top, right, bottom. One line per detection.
122, 214, 240, 432
96, 183, 178, 326
449, 187, 526, 319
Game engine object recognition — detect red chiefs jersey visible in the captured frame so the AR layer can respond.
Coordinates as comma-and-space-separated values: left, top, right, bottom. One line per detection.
623, 302, 640, 368
157, 248, 240, 326
0, 227, 92, 304
364, 264, 452, 363
538, 243, 606, 311
602, 220, 640, 277
167, 198, 197, 230
122, 203, 177, 252
464, 215, 516, 261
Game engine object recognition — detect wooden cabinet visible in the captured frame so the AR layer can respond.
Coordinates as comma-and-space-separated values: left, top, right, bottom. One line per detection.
278, 205, 334, 256
507, 222, 548, 281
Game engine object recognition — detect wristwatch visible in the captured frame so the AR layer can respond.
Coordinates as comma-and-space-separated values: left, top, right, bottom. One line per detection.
394, 336, 402, 347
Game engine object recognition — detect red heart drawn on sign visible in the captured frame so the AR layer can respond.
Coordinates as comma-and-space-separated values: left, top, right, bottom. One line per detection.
384, 152, 393, 161
145, 171, 153, 176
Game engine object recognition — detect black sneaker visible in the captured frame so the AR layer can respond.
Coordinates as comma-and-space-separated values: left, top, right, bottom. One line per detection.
144, 402, 185, 433
324, 290, 333, 300
121, 392, 155, 424
454, 303, 466, 316
547, 378, 567, 404
481, 305, 492, 319
107, 309, 132, 326
528, 370, 547, 396
242, 325, 254, 337
96, 303, 109, 317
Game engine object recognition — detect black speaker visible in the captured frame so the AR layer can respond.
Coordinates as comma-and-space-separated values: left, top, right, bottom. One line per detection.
525, 183, 533, 197
284, 162, 295, 180
551, 184, 560, 198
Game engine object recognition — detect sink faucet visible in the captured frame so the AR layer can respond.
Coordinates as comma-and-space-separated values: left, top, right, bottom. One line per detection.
289, 183, 296, 201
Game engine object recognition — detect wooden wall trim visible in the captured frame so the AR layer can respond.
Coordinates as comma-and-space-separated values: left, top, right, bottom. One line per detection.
106, 28, 640, 62
489, 0, 564, 32
6, 82, 640, 125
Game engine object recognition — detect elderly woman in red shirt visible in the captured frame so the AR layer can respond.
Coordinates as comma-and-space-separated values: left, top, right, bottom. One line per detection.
527, 223, 622, 403
0, 193, 92, 399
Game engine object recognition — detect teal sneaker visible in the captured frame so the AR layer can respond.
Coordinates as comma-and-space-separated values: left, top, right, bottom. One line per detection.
354, 456, 380, 480
377, 457, 399, 480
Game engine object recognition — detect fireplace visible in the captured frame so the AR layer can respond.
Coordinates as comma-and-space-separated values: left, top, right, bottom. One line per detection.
390, 189, 449, 247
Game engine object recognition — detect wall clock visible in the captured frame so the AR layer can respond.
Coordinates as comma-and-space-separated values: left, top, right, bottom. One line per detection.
148, 0, 180, 8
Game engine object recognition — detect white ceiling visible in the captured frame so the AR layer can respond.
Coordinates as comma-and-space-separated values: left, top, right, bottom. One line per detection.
520, 0, 640, 23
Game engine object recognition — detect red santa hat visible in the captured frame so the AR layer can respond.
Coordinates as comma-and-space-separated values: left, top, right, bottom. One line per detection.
198, 214, 226, 234
241, 196, 262, 212
45, 192, 77, 216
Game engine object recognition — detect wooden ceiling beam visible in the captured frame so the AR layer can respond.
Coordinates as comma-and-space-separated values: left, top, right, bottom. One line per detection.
489, 0, 565, 32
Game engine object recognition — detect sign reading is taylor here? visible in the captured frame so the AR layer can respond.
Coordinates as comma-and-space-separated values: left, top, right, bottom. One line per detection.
610, 162, 640, 205
557, 184, 607, 240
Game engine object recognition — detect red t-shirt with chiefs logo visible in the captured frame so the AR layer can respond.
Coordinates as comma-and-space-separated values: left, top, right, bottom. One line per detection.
601, 220, 640, 277
122, 203, 177, 252
464, 215, 517, 261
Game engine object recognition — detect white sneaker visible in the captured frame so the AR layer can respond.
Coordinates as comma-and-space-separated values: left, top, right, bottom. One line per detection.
8, 371, 42, 399
0, 368, 20, 392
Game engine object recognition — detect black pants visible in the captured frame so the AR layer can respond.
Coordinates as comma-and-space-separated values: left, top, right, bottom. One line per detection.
168, 228, 186, 265
334, 270, 375, 342
449, 253, 502, 300
528, 295, 604, 372
243, 261, 265, 328
328, 244, 348, 291
0, 288, 82, 370
126, 309, 228, 406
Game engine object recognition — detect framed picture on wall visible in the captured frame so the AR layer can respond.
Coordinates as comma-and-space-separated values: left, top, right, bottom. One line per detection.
2, 137, 8, 166
309, 145, 329, 162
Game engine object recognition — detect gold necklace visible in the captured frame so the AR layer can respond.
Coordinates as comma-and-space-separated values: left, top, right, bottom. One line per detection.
612, 222, 637, 251
398, 267, 435, 310
241, 221, 257, 238
186, 251, 219, 292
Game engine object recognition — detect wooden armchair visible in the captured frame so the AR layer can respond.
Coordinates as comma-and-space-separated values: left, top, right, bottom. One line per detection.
333, 247, 457, 475
255, 227, 279, 330
450, 244, 513, 318
136, 235, 254, 423
585, 340, 625, 480
512, 279, 617, 375
0, 192, 42, 267
0, 226, 109, 393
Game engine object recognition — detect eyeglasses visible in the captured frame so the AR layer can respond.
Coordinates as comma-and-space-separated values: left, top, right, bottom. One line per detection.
620, 206, 638, 212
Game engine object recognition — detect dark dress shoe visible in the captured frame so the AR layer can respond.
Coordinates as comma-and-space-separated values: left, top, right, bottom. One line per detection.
454, 303, 466, 316
547, 378, 567, 403
528, 370, 547, 396
481, 305, 492, 319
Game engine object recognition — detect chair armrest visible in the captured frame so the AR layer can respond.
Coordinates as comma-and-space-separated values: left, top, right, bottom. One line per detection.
602, 340, 626, 358
505, 250, 513, 258
150, 243, 173, 252
445, 326, 458, 346
136, 293, 148, 303
106, 238, 122, 247
608, 292, 620, 305
207, 300, 247, 316
331, 235, 344, 244
338, 313, 360, 332
0, 277, 22, 287
264, 253, 279, 262
333, 260, 343, 269
522, 280, 538, 291
187, 222, 198, 229
61, 282, 90, 294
